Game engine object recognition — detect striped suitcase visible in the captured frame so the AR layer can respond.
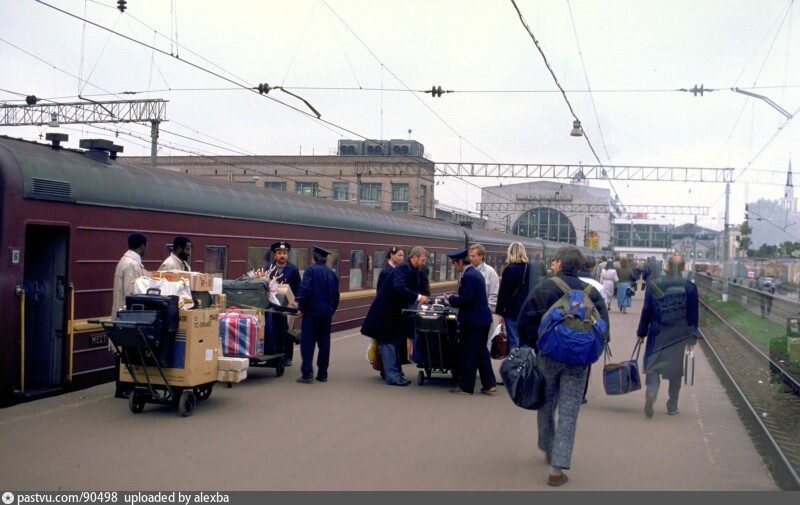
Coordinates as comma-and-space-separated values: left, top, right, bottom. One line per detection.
219, 311, 263, 358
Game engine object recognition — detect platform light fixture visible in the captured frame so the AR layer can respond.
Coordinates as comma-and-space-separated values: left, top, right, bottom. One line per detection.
570, 120, 583, 137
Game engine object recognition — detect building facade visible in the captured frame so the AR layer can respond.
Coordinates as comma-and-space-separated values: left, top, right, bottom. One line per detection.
123, 140, 435, 218
747, 160, 798, 248
479, 180, 611, 249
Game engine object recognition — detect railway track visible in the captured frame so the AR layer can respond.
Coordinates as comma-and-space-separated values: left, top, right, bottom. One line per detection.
699, 297, 800, 490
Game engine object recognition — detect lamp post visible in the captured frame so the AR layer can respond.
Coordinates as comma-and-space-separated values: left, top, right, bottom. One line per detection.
723, 182, 730, 301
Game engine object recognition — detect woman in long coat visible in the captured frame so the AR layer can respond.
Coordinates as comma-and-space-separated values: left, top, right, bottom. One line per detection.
495, 242, 529, 348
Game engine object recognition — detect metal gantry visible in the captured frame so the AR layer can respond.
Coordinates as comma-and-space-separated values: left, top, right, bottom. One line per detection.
0, 99, 167, 166
477, 202, 709, 216
435, 162, 734, 183
0, 99, 167, 126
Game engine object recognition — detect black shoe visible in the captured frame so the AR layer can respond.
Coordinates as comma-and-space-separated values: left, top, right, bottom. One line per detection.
316, 376, 328, 382
296, 376, 314, 384
387, 380, 410, 387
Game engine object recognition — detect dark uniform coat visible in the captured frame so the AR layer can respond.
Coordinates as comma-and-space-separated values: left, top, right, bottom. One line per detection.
296, 261, 340, 317
376, 263, 394, 292
447, 265, 492, 328
361, 260, 422, 345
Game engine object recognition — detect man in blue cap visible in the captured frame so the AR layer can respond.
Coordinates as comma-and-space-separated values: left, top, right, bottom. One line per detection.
295, 246, 340, 383
445, 248, 497, 395
267, 241, 301, 366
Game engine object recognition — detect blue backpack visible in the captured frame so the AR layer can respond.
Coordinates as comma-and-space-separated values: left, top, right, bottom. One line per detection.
537, 277, 608, 366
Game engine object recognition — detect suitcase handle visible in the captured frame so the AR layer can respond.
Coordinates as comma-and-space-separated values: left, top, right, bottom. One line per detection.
146, 288, 162, 295
130, 303, 145, 311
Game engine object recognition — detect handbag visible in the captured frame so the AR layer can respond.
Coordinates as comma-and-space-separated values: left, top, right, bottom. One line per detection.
500, 346, 546, 410
626, 286, 635, 297
490, 325, 509, 360
602, 341, 642, 395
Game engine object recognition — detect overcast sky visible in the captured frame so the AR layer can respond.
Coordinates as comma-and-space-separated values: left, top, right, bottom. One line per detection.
2, 0, 798, 231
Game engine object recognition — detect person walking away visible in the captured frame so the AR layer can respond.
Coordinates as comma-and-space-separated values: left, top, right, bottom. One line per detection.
495, 242, 529, 349
295, 246, 340, 383
599, 260, 619, 311
517, 246, 609, 486
615, 258, 634, 313
361, 246, 429, 386
158, 236, 191, 271
529, 252, 547, 291
637, 253, 698, 418
446, 248, 497, 395
267, 241, 301, 366
111, 232, 148, 398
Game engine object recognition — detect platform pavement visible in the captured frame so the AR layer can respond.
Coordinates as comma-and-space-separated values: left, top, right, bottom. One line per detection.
0, 289, 779, 491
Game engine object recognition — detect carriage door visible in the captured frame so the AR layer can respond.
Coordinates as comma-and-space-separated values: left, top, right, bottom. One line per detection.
23, 225, 69, 390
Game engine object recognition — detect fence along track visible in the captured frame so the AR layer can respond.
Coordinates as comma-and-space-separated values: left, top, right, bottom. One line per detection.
698, 296, 800, 489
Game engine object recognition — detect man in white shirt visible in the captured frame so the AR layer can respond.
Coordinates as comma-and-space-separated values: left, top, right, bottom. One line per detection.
158, 236, 191, 272
468, 243, 499, 312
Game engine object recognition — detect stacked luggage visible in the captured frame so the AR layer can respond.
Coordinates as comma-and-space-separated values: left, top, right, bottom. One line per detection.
404, 303, 460, 386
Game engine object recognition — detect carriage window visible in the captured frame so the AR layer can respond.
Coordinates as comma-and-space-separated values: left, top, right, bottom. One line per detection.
373, 251, 385, 288
350, 250, 365, 290
204, 245, 227, 277
323, 248, 340, 275
427, 252, 435, 279
291, 248, 309, 277
439, 253, 448, 281
247, 246, 270, 271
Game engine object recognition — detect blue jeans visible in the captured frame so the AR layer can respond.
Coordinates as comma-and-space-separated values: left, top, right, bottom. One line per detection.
504, 316, 520, 349
380, 342, 403, 384
537, 355, 588, 470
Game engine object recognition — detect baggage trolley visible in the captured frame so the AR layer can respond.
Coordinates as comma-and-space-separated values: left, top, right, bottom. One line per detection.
403, 304, 460, 386
92, 318, 214, 417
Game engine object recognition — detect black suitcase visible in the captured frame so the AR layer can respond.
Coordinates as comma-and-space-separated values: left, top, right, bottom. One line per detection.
113, 309, 166, 352
126, 288, 179, 333
223, 278, 270, 309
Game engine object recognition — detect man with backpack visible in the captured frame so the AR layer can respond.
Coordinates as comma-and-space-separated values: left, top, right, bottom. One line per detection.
517, 246, 609, 487
637, 253, 698, 418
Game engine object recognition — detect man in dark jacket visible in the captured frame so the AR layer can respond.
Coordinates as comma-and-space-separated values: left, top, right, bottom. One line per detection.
295, 246, 340, 383
446, 248, 497, 395
516, 246, 609, 487
267, 241, 301, 366
361, 246, 430, 386
637, 253, 698, 418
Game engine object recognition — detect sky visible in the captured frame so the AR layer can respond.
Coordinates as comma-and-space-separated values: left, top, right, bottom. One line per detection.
2, 0, 799, 231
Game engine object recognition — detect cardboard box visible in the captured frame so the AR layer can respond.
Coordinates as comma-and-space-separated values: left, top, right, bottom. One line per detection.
120, 308, 220, 387
275, 285, 298, 329
216, 369, 247, 383
217, 356, 249, 372
150, 270, 213, 292
212, 293, 227, 309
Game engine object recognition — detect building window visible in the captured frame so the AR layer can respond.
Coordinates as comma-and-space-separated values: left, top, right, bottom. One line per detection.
204, 245, 227, 277
332, 182, 349, 201
265, 181, 286, 191
358, 183, 382, 208
420, 184, 428, 215
391, 183, 409, 213
513, 207, 576, 244
296, 182, 319, 197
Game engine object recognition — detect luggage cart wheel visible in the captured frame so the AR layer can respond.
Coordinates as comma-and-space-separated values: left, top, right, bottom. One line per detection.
128, 390, 146, 414
196, 385, 212, 401
178, 390, 196, 417
275, 358, 285, 377
417, 371, 425, 386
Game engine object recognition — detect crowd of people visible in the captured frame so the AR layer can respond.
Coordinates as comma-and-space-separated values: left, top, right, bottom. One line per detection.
112, 233, 698, 488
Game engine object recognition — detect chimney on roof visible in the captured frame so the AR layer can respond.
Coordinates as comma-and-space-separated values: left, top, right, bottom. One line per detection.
79, 138, 116, 163
45, 133, 68, 149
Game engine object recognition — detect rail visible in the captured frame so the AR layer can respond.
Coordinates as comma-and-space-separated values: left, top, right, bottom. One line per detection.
698, 296, 800, 489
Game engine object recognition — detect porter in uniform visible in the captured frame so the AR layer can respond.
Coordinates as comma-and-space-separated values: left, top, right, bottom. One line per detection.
268, 241, 301, 366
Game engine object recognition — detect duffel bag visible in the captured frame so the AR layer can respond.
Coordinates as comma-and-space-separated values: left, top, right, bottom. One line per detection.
602, 341, 642, 395
222, 278, 270, 309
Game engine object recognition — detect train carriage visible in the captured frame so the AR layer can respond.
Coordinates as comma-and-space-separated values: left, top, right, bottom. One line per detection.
0, 135, 594, 406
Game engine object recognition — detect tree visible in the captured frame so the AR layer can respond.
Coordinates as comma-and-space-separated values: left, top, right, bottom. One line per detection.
737, 221, 752, 255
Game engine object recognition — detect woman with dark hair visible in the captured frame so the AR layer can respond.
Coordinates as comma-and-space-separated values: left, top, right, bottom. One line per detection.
377, 246, 405, 291
495, 241, 529, 349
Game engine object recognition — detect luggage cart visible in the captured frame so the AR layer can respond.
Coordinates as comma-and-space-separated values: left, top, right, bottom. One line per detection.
92, 318, 214, 417
403, 304, 460, 386
220, 304, 299, 384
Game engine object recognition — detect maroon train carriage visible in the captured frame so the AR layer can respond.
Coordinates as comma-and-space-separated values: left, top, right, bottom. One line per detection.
0, 135, 598, 406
